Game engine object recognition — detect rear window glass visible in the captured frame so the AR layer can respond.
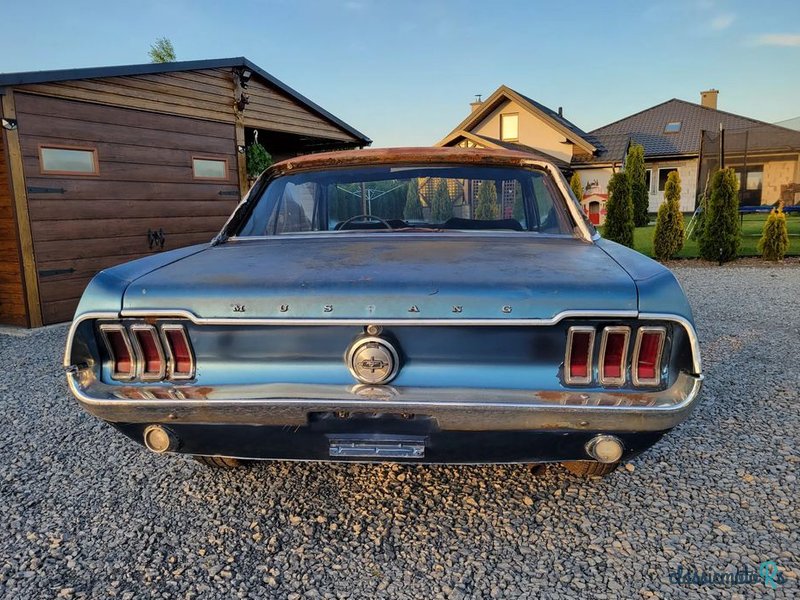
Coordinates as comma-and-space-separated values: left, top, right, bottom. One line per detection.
236, 165, 574, 236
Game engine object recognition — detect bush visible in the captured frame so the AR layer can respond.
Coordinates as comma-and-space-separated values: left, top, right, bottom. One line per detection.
512, 184, 525, 223
758, 203, 790, 261
403, 179, 423, 220
626, 143, 649, 227
604, 171, 634, 247
430, 179, 454, 222
652, 171, 685, 260
475, 181, 499, 220
569, 172, 583, 203
699, 168, 740, 263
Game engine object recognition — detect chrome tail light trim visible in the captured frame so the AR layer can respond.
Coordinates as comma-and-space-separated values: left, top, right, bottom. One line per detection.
598, 326, 631, 387
160, 324, 196, 381
98, 323, 136, 381
129, 324, 167, 382
565, 326, 595, 385
632, 326, 666, 387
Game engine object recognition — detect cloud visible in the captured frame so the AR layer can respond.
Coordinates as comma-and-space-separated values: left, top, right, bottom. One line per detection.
751, 33, 800, 47
710, 14, 735, 30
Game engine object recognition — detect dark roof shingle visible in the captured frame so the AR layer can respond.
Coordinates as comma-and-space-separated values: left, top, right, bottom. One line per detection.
574, 98, 800, 164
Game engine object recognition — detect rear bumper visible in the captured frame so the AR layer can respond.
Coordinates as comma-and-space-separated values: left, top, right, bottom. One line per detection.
69, 368, 701, 436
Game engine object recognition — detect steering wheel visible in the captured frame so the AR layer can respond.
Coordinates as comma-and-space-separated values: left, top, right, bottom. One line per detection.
338, 214, 393, 230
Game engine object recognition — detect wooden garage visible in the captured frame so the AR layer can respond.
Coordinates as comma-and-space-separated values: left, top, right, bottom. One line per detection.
0, 58, 370, 326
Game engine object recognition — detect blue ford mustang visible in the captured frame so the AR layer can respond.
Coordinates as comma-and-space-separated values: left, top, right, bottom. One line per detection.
64, 147, 702, 475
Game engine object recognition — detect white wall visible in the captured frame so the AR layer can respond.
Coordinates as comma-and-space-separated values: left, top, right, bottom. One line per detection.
471, 99, 575, 164
646, 159, 698, 213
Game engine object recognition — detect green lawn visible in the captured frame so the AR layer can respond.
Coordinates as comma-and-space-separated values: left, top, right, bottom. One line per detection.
602, 213, 800, 259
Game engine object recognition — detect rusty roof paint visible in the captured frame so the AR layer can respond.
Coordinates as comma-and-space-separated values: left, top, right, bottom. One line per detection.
269, 146, 552, 176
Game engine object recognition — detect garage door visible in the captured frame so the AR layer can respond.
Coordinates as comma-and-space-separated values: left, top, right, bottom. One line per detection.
15, 93, 240, 324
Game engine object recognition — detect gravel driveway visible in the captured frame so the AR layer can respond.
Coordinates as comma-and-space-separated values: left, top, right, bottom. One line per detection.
1, 265, 798, 599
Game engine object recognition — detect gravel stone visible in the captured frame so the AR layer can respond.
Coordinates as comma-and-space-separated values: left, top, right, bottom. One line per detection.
0, 264, 798, 598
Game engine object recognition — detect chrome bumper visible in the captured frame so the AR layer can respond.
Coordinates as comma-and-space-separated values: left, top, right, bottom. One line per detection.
68, 370, 703, 433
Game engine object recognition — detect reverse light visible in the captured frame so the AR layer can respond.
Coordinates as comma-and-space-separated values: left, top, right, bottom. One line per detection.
565, 326, 595, 385
633, 327, 666, 387
99, 324, 135, 381
599, 326, 630, 386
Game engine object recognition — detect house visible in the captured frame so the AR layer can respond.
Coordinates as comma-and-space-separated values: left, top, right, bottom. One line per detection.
0, 57, 370, 327
437, 86, 800, 225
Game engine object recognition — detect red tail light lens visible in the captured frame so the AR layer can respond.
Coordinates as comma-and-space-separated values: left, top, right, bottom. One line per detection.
131, 325, 165, 380
161, 325, 194, 379
599, 327, 630, 386
633, 327, 666, 386
99, 325, 135, 380
565, 327, 595, 385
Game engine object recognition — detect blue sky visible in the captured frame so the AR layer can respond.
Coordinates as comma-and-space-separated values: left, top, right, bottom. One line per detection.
2, 0, 799, 146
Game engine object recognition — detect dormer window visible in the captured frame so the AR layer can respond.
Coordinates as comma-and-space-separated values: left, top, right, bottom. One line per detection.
500, 113, 519, 141
664, 121, 681, 133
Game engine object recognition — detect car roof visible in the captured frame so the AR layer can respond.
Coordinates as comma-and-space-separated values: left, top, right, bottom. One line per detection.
270, 146, 554, 175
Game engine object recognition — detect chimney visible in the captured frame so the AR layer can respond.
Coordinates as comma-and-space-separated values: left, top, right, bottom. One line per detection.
700, 89, 718, 110
470, 94, 483, 113
558, 106, 563, 117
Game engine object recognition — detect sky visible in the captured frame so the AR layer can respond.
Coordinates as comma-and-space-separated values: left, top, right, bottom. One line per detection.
1, 0, 799, 147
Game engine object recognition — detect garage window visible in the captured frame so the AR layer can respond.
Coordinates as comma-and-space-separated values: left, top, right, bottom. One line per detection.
39, 146, 99, 175
192, 157, 228, 180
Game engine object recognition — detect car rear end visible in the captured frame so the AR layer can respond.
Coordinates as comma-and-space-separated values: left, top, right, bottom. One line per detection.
65, 310, 701, 464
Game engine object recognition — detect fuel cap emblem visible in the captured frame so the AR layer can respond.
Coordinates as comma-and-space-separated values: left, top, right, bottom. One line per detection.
346, 337, 400, 385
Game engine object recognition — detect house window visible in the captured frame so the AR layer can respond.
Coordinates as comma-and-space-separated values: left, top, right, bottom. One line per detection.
645, 169, 652, 193
500, 113, 519, 141
664, 122, 681, 133
39, 146, 98, 175
192, 157, 228, 180
658, 168, 678, 191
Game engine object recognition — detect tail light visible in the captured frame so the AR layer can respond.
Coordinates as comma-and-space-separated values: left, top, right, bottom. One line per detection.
633, 327, 666, 387
99, 324, 135, 381
98, 321, 194, 382
161, 325, 195, 380
565, 326, 595, 385
130, 325, 166, 381
599, 326, 630, 386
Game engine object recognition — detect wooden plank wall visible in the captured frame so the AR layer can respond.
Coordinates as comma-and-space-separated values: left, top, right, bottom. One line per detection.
14, 92, 240, 324
20, 67, 358, 143
243, 77, 356, 142
0, 135, 28, 326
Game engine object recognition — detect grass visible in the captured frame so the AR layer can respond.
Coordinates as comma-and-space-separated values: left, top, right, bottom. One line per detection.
602, 213, 800, 259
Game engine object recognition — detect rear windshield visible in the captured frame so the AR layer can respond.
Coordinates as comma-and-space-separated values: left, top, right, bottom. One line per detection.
235, 165, 575, 236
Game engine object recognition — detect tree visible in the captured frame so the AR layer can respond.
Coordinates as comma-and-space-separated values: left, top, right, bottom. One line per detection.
403, 179, 423, 220
603, 171, 634, 248
569, 172, 583, 203
475, 180, 499, 220
626, 143, 649, 227
699, 168, 740, 263
758, 203, 790, 261
430, 179, 453, 222
652, 171, 685, 260
149, 38, 176, 63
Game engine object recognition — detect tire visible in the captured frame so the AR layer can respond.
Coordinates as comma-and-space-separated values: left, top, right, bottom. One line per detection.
561, 461, 619, 477
193, 455, 246, 468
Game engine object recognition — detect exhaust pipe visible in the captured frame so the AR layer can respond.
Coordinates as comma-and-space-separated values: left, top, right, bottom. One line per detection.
143, 425, 179, 453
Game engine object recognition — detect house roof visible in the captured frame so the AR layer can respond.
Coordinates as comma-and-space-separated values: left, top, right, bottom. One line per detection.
437, 85, 597, 154
0, 57, 371, 145
576, 98, 800, 165
436, 130, 571, 170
